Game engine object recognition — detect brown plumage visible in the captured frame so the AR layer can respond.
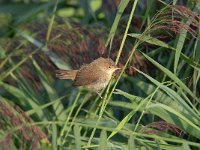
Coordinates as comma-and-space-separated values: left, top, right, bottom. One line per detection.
56, 70, 78, 80
56, 57, 120, 92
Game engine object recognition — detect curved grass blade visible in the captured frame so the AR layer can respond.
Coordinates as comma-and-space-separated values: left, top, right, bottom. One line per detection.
31, 58, 66, 120
128, 33, 200, 69
26, 96, 66, 116
147, 103, 200, 138
105, 0, 130, 47
0, 81, 46, 119
114, 89, 200, 138
108, 99, 146, 139
141, 53, 200, 104
0, 48, 40, 81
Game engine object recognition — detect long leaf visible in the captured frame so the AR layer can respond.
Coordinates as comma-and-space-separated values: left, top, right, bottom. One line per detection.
106, 0, 130, 46
31, 58, 66, 120
114, 89, 200, 138
128, 33, 200, 69
141, 53, 200, 104
108, 99, 146, 139
99, 130, 107, 150
0, 81, 46, 119
74, 124, 82, 150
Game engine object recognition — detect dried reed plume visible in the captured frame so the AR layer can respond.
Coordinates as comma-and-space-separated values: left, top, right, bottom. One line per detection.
143, 121, 183, 137
150, 5, 200, 39
0, 100, 49, 150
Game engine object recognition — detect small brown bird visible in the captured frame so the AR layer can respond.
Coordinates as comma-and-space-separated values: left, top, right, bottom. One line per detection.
56, 57, 120, 92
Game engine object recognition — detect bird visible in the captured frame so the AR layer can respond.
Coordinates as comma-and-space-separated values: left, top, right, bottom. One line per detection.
56, 57, 120, 93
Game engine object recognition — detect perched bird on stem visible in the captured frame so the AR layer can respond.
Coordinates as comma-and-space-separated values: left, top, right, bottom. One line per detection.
56, 57, 120, 96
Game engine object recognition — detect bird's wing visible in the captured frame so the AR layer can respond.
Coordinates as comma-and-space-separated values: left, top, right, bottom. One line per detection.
74, 65, 100, 86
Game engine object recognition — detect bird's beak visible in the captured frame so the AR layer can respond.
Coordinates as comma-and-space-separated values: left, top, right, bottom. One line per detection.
114, 67, 121, 70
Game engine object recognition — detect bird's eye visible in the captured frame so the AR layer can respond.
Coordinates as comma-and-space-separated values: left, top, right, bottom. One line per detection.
109, 66, 111, 69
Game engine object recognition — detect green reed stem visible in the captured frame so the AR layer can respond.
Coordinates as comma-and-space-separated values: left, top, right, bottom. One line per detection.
58, 90, 81, 149
85, 0, 139, 148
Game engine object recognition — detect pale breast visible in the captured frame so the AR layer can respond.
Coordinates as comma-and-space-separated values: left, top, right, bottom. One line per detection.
84, 75, 111, 92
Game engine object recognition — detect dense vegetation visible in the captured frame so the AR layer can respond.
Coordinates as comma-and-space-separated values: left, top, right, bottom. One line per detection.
0, 0, 199, 149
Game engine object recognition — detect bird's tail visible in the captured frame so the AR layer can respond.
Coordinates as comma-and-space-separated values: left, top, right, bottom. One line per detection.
56, 70, 78, 80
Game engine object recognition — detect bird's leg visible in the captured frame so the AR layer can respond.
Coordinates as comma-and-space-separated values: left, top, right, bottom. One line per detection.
96, 92, 103, 99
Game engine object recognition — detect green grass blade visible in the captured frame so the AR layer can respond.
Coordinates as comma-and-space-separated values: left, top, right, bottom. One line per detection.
128, 33, 171, 48
58, 90, 81, 147
0, 48, 40, 81
18, 30, 70, 69
135, 68, 200, 122
14, 2, 55, 25
174, 24, 187, 74
128, 135, 135, 150
99, 130, 107, 150
114, 89, 200, 138
147, 103, 200, 138
26, 96, 66, 116
115, 0, 139, 64
31, 58, 66, 120
74, 124, 82, 150
76, 118, 200, 147
105, 0, 130, 46
52, 123, 58, 150
141, 53, 200, 103
46, 0, 59, 45
0, 81, 46, 119
108, 99, 146, 139
182, 143, 191, 150
128, 33, 200, 69
174, 2, 200, 73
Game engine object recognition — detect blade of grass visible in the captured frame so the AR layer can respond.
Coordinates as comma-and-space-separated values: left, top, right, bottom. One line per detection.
128, 33, 200, 69
0, 81, 46, 119
133, 86, 160, 132
140, 0, 154, 31
64, 93, 91, 140
147, 103, 200, 138
26, 96, 66, 115
114, 0, 139, 64
134, 67, 200, 122
182, 143, 191, 150
174, 2, 200, 73
75, 120, 200, 148
14, 1, 56, 25
86, 0, 140, 147
74, 124, 82, 150
174, 22, 187, 74
105, 0, 130, 47
58, 90, 81, 148
18, 30, 71, 69
0, 48, 40, 81
142, 53, 200, 104
2, 119, 200, 148
45, 0, 59, 46
31, 57, 66, 120
99, 130, 107, 150
113, 89, 200, 138
108, 98, 147, 139
128, 135, 135, 150
52, 123, 58, 150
